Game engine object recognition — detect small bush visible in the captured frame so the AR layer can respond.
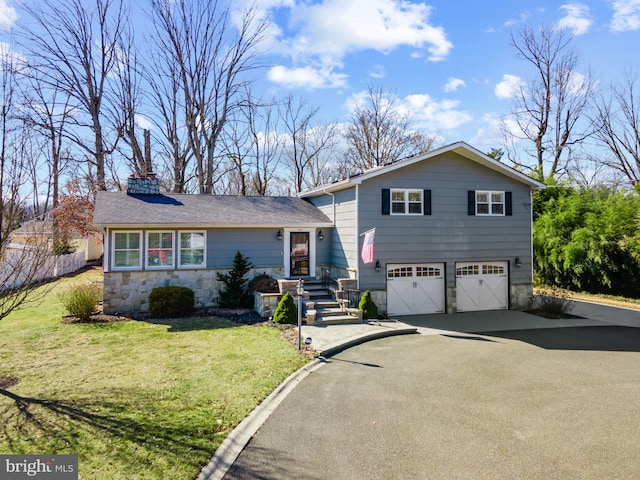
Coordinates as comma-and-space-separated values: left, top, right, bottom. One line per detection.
248, 274, 279, 293
358, 290, 379, 319
58, 283, 102, 321
149, 286, 194, 318
273, 292, 297, 324
533, 288, 576, 317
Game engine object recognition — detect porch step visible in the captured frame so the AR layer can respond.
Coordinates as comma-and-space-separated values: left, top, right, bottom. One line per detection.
303, 282, 333, 300
311, 314, 363, 325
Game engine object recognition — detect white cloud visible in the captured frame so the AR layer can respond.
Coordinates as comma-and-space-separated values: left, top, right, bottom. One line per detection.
281, 0, 452, 61
267, 64, 348, 89
0, 42, 28, 71
504, 11, 532, 28
610, 0, 640, 31
135, 114, 153, 131
263, 0, 453, 89
344, 90, 472, 133
444, 77, 466, 92
399, 93, 472, 131
369, 65, 385, 79
557, 3, 592, 35
0, 0, 16, 30
495, 74, 523, 100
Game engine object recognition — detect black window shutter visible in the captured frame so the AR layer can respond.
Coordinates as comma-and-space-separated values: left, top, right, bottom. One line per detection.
505, 191, 512, 216
423, 189, 432, 215
382, 189, 390, 215
467, 191, 476, 215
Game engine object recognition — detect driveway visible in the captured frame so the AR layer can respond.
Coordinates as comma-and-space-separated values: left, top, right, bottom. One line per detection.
224, 306, 640, 479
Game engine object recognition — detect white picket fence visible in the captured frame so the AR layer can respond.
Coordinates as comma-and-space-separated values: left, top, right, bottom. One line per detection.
0, 248, 86, 289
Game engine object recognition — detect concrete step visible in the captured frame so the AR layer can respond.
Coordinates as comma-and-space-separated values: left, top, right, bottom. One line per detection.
312, 315, 363, 325
315, 307, 347, 317
306, 300, 341, 309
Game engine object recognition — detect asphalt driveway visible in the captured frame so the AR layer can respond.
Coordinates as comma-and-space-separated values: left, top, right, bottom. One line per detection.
224, 309, 640, 479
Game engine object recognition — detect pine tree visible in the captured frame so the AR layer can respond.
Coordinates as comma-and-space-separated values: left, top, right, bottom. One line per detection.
217, 252, 253, 308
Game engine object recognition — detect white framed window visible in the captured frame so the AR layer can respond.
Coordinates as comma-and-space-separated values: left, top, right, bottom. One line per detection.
388, 266, 413, 278
178, 231, 206, 268
391, 189, 423, 215
476, 191, 504, 216
146, 231, 174, 269
112, 231, 142, 270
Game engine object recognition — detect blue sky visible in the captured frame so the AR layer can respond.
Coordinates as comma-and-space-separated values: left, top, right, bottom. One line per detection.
243, 0, 640, 149
2, 0, 640, 153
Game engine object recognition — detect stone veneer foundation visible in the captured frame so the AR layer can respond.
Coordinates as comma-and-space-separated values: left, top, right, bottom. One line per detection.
103, 266, 283, 314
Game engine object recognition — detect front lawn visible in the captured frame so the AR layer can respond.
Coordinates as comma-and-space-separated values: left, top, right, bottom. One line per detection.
0, 267, 308, 479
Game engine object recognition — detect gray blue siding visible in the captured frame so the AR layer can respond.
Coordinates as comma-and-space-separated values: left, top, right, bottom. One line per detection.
356, 152, 534, 292
309, 188, 357, 270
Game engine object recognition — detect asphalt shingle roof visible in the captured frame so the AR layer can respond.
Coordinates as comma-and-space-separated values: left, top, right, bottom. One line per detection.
93, 192, 332, 228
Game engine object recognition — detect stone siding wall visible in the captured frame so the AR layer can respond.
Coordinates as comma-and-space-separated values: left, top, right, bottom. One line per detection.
103, 266, 283, 314
127, 177, 160, 195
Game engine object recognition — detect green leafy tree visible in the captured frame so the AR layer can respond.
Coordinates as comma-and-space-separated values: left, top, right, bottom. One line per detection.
217, 251, 253, 308
534, 186, 640, 296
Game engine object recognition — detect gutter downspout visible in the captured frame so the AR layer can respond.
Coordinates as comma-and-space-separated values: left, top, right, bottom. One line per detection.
322, 188, 336, 225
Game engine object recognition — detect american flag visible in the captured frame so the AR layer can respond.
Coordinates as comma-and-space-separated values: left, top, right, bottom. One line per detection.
360, 228, 375, 264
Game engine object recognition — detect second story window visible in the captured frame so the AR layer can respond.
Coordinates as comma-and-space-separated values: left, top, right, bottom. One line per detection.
475, 191, 504, 215
391, 189, 423, 215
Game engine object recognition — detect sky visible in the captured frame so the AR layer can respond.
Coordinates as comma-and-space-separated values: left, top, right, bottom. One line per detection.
1, 0, 640, 153
246, 0, 640, 149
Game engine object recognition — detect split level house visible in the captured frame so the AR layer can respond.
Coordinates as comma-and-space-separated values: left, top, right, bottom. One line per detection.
93, 141, 545, 316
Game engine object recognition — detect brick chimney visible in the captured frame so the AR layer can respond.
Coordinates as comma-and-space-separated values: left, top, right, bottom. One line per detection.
127, 174, 160, 195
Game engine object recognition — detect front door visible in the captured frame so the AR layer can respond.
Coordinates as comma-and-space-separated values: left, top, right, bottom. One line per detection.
290, 232, 310, 276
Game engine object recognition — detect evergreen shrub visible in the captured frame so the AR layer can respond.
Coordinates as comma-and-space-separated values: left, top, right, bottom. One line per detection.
358, 290, 379, 319
273, 292, 297, 324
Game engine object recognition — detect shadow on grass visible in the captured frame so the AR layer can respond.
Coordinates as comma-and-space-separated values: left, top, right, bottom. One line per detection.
146, 316, 238, 332
0, 387, 214, 471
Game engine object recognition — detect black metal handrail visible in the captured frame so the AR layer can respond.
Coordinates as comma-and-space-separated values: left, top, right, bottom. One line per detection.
320, 267, 338, 291
344, 289, 361, 309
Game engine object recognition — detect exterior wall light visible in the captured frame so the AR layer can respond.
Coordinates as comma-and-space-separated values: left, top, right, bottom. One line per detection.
277, 229, 283, 240
318, 230, 324, 240
375, 260, 381, 272
515, 257, 522, 268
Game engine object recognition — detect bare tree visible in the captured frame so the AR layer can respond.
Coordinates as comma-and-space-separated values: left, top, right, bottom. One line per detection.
344, 85, 436, 174
303, 123, 342, 188
17, 0, 127, 191
19, 73, 73, 211
590, 72, 640, 186
0, 49, 54, 321
220, 91, 282, 195
504, 24, 595, 181
148, 0, 268, 194
279, 94, 319, 193
113, 25, 152, 177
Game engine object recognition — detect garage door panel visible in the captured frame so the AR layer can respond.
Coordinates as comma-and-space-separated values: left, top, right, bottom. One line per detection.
387, 278, 414, 316
387, 263, 445, 315
456, 262, 508, 312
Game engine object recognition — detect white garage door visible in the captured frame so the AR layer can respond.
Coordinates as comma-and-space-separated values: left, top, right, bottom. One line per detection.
456, 262, 508, 312
387, 263, 445, 316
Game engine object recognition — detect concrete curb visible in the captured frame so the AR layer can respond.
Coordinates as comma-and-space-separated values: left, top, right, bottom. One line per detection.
316, 326, 418, 357
197, 325, 418, 480
197, 359, 325, 480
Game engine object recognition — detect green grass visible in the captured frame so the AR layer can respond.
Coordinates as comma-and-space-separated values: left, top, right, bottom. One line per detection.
0, 268, 308, 479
